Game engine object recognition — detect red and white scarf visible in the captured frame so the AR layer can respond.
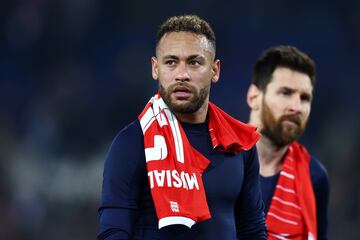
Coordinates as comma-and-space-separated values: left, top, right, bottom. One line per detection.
138, 93, 260, 229
267, 141, 317, 240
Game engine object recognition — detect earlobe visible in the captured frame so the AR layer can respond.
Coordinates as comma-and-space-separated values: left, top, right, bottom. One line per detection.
247, 84, 261, 110
151, 56, 158, 80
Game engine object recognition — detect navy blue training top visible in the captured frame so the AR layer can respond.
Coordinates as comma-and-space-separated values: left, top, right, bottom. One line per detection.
260, 156, 330, 240
98, 120, 267, 239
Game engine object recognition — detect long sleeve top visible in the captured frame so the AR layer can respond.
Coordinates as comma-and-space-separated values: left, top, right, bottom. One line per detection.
260, 157, 330, 240
98, 120, 267, 239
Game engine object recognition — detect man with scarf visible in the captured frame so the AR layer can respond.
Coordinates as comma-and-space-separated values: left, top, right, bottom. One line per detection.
98, 15, 267, 239
246, 45, 330, 240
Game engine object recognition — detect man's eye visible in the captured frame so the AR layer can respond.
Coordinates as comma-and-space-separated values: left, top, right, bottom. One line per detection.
165, 60, 176, 65
280, 90, 291, 96
189, 60, 200, 66
301, 95, 311, 102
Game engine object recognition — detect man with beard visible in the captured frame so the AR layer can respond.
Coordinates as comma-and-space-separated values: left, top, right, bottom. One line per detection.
98, 15, 267, 239
246, 45, 330, 240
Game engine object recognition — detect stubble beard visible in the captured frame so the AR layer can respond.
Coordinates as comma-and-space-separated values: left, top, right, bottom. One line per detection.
159, 83, 210, 114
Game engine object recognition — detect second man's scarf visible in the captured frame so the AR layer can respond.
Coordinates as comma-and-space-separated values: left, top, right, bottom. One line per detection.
267, 141, 317, 240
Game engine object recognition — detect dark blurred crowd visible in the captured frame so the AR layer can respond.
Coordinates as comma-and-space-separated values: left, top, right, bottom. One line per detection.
0, 1, 359, 239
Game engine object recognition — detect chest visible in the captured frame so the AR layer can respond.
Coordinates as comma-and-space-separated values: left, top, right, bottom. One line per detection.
187, 131, 245, 205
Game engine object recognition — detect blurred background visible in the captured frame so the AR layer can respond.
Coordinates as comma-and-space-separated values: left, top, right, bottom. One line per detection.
1, 0, 359, 239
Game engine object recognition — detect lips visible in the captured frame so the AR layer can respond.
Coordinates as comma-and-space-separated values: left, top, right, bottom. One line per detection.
281, 115, 301, 127
282, 120, 299, 128
172, 85, 192, 99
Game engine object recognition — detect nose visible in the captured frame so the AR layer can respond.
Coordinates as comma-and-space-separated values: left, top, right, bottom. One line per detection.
288, 95, 302, 114
175, 62, 190, 82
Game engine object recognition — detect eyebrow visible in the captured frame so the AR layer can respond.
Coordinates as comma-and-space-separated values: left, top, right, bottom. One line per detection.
163, 55, 179, 60
279, 86, 295, 92
188, 55, 204, 60
279, 86, 313, 99
162, 54, 204, 60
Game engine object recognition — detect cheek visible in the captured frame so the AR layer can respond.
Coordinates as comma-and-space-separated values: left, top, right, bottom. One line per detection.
265, 99, 284, 117
158, 69, 174, 84
191, 68, 213, 84
303, 106, 311, 119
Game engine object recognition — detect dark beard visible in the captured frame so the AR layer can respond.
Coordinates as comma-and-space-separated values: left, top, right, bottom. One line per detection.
159, 83, 209, 114
260, 99, 307, 148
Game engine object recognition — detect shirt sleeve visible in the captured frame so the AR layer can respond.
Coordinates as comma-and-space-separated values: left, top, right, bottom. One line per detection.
98, 121, 146, 240
235, 146, 267, 239
310, 158, 330, 240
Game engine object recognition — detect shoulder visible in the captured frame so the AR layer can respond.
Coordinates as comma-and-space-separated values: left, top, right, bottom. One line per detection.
242, 145, 260, 170
110, 120, 143, 149
116, 120, 143, 138
309, 157, 329, 181
309, 156, 330, 191
243, 145, 258, 160
101, 120, 146, 208
104, 120, 144, 168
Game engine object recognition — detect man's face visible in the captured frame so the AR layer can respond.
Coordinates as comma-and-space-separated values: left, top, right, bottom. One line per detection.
151, 31, 219, 114
260, 67, 313, 148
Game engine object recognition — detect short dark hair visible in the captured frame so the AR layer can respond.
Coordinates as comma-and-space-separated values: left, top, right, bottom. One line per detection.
252, 45, 316, 91
156, 15, 216, 52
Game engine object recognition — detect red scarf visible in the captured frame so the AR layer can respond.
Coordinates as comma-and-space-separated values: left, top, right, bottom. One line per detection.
266, 141, 317, 240
138, 93, 260, 229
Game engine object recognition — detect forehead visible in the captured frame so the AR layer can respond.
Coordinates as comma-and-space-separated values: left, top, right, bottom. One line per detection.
267, 67, 313, 94
156, 31, 214, 57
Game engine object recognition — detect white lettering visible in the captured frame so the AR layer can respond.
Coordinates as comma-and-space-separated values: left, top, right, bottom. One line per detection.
145, 135, 168, 162
147, 171, 154, 188
172, 170, 182, 188
154, 170, 165, 187
185, 173, 199, 190
147, 170, 199, 190
180, 171, 188, 190
166, 170, 172, 187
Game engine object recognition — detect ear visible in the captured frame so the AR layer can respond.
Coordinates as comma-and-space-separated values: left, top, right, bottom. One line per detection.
211, 59, 220, 83
151, 56, 158, 80
247, 84, 261, 110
